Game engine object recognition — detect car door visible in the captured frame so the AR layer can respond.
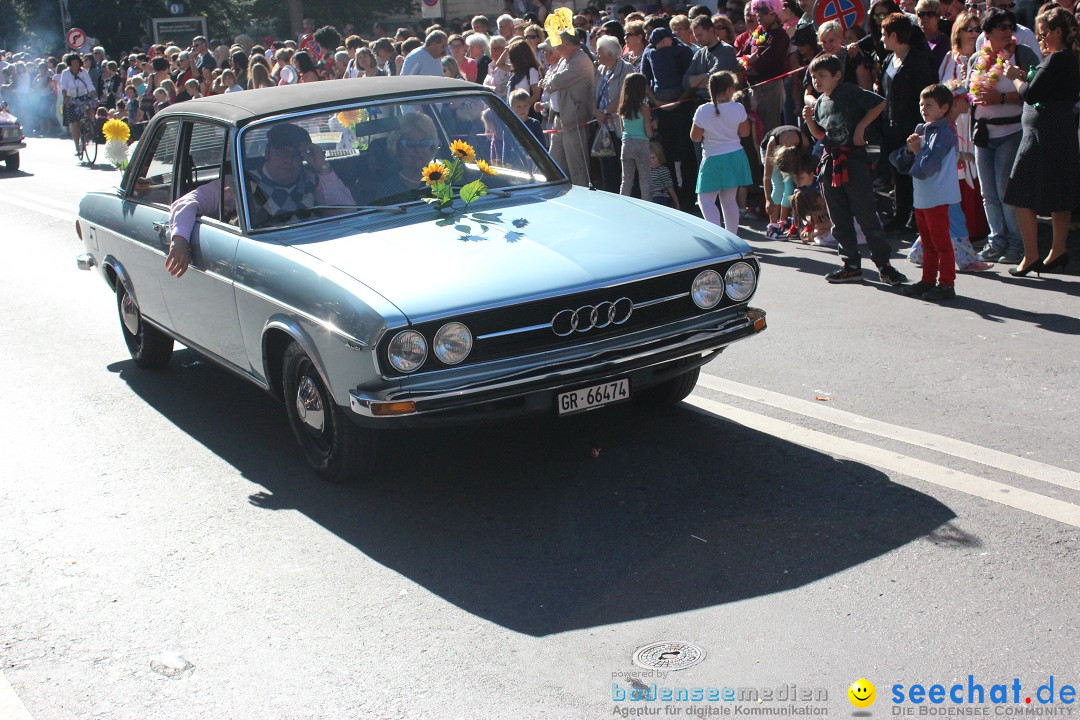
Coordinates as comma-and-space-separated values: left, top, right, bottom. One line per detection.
110, 118, 182, 327
158, 120, 247, 370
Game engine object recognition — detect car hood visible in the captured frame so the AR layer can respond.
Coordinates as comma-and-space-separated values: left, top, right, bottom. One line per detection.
287, 186, 750, 322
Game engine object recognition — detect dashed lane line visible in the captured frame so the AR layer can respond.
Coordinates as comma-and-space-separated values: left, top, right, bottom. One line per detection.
684, 394, 1080, 529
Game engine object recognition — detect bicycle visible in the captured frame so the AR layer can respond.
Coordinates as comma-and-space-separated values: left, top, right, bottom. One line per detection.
72, 99, 99, 164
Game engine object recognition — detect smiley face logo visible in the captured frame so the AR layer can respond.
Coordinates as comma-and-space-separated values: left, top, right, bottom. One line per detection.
848, 679, 876, 708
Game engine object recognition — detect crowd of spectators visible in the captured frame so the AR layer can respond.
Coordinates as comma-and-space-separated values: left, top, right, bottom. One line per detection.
1, 0, 1077, 284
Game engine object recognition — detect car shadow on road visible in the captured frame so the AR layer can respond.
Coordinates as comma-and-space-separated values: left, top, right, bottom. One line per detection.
111, 350, 956, 637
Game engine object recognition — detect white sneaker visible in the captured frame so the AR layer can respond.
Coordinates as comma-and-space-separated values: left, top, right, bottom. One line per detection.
814, 233, 838, 247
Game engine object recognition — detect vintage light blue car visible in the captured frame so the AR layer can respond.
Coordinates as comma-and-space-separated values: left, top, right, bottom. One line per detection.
76, 77, 765, 480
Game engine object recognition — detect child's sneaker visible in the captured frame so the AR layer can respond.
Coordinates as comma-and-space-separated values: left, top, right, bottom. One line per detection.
814, 233, 838, 247
826, 264, 864, 283
877, 264, 908, 286
921, 284, 956, 301
902, 280, 936, 297
765, 223, 782, 238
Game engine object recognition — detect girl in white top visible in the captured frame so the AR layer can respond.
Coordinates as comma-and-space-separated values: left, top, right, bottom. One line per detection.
690, 71, 752, 233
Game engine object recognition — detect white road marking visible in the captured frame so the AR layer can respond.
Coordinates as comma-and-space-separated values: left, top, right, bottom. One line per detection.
699, 373, 1080, 494
0, 190, 77, 223
0, 670, 34, 720
684, 394, 1080, 529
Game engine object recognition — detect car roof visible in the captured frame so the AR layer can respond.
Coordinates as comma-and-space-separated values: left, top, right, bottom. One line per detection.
155, 76, 491, 126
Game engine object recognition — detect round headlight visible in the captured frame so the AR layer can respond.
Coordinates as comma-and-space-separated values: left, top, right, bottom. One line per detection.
724, 262, 757, 302
388, 330, 428, 373
433, 322, 473, 365
691, 269, 725, 309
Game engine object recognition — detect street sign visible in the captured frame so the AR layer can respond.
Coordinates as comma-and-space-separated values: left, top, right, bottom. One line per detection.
421, 0, 442, 19
814, 0, 865, 29
151, 16, 208, 45
66, 27, 86, 49
168, 2, 185, 16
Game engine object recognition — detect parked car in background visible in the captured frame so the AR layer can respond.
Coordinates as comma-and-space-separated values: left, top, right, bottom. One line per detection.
75, 78, 766, 480
0, 101, 25, 171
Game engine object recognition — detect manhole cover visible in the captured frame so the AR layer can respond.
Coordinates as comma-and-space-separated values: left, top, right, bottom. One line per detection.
632, 641, 706, 671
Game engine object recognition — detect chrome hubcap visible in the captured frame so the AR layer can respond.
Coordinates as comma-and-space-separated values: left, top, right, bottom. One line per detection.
120, 293, 140, 335
295, 376, 325, 433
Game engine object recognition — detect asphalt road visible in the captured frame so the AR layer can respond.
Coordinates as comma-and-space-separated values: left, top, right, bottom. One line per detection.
1, 137, 1078, 720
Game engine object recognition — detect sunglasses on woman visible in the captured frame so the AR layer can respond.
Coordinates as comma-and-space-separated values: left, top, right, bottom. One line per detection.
917, 11, 939, 17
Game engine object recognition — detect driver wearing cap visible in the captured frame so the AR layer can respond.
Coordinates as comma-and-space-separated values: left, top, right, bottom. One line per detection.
166, 122, 351, 278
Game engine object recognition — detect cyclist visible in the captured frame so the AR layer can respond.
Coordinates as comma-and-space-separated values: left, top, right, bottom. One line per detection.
59, 53, 97, 156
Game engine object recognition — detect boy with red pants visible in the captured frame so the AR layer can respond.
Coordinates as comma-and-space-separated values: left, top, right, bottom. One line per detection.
890, 84, 961, 301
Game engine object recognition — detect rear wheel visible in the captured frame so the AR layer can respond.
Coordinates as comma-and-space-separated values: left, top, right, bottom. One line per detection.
3, 153, 18, 171
636, 363, 701, 407
116, 284, 173, 369
84, 134, 97, 164
281, 341, 374, 482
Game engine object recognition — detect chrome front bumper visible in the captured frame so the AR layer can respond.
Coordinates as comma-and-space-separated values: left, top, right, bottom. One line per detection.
348, 308, 766, 424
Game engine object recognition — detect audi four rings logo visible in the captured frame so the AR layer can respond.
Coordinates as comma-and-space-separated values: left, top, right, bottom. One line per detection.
551, 297, 633, 336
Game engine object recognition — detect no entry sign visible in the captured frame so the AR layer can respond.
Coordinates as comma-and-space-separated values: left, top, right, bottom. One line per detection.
66, 27, 86, 49
814, 0, 865, 30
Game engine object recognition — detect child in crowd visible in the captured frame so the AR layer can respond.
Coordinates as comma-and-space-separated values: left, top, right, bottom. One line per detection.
907, 82, 992, 273
649, 142, 680, 209
761, 125, 809, 238
803, 54, 907, 285
692, 71, 752, 232
617, 72, 652, 200
509, 88, 544, 148
775, 146, 837, 247
222, 69, 242, 93
889, 83, 962, 300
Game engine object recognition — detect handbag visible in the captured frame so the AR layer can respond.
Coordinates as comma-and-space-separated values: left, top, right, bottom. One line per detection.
591, 122, 616, 157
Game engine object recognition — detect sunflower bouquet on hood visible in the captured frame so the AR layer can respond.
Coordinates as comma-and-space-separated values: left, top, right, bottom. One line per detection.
421, 139, 497, 211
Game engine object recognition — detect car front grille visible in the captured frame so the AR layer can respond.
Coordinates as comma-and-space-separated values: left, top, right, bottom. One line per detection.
378, 259, 756, 377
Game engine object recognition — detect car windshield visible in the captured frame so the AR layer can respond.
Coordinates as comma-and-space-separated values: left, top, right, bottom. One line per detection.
239, 93, 562, 230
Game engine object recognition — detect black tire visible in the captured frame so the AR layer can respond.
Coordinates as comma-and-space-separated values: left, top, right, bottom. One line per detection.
85, 136, 97, 165
281, 341, 374, 482
4, 153, 18, 171
116, 285, 173, 369
636, 364, 701, 407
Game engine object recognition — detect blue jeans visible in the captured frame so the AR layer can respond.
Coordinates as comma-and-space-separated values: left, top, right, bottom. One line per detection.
975, 132, 1022, 256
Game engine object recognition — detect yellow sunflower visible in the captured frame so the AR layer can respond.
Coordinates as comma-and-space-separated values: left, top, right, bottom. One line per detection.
421, 161, 449, 186
449, 139, 476, 162
475, 159, 497, 176
101, 119, 131, 143
336, 109, 363, 127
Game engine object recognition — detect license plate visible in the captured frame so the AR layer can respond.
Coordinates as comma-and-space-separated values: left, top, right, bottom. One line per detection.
557, 378, 630, 416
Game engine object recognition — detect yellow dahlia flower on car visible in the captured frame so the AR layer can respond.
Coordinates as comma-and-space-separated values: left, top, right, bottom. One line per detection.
336, 110, 363, 127
449, 139, 475, 162
421, 161, 449, 186
101, 119, 131, 143
475, 159, 497, 176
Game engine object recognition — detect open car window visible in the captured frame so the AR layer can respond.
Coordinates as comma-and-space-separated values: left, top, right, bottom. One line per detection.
238, 93, 562, 231
127, 119, 180, 205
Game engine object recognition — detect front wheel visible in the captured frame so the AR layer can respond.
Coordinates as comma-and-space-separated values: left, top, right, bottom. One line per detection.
116, 284, 173, 369
281, 341, 375, 482
4, 153, 18, 171
84, 134, 97, 164
636, 364, 701, 407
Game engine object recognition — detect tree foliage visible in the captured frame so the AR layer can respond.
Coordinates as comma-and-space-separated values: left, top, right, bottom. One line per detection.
1, 0, 418, 55
250, 0, 418, 38
2, 0, 254, 54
